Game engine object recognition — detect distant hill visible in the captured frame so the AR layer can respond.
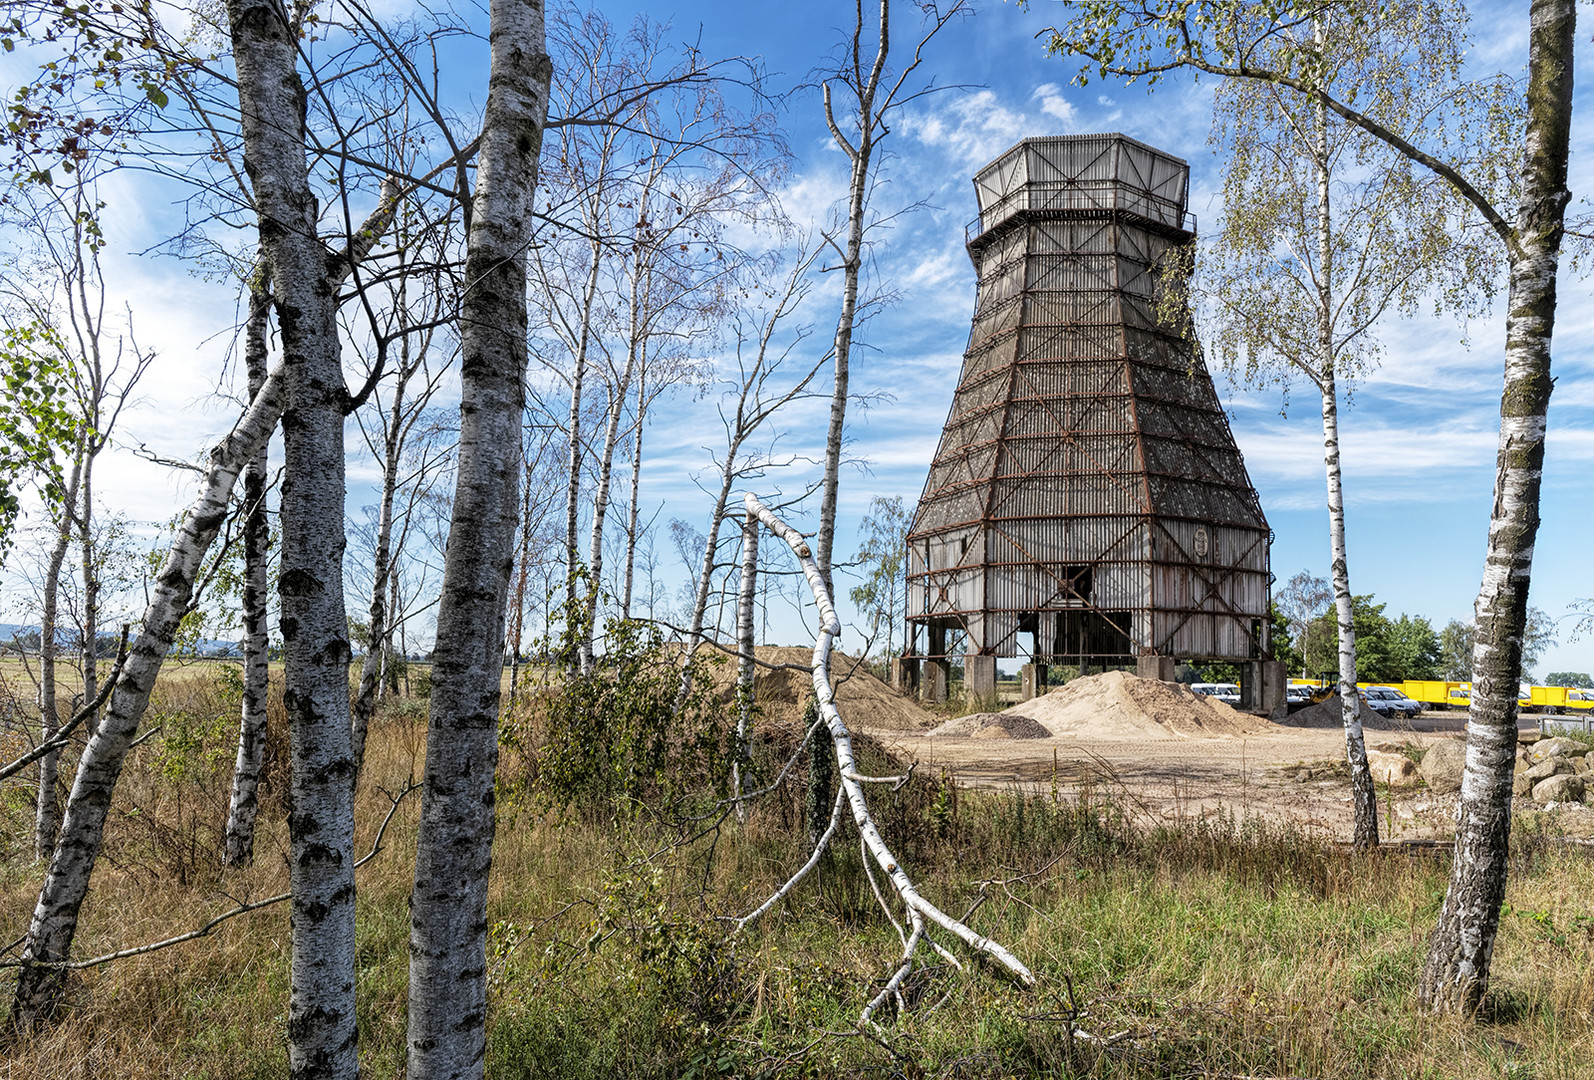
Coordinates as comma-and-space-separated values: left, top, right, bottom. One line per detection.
0, 623, 243, 658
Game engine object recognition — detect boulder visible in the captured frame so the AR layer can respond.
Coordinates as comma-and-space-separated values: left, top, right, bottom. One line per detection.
1529, 737, 1588, 763
1419, 739, 1468, 793
1367, 750, 1419, 787
1526, 757, 1576, 782
1514, 770, 1534, 797
1532, 773, 1586, 805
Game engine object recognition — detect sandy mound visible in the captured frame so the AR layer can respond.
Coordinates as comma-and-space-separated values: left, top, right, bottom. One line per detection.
1278, 693, 1415, 731
1005, 670, 1282, 740
927, 711, 1051, 739
712, 645, 937, 732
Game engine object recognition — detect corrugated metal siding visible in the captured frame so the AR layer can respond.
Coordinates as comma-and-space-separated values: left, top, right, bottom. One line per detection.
969, 135, 1193, 242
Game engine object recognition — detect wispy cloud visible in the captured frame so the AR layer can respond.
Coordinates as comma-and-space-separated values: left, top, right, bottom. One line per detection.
1031, 83, 1077, 127
900, 89, 1030, 168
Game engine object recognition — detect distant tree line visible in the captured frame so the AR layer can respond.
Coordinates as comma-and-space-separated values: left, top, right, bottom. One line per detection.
1272, 572, 1560, 685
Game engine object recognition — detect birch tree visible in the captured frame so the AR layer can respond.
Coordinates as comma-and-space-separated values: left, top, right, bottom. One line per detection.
1, 177, 153, 859
677, 247, 827, 665
814, 0, 966, 598
1047, 0, 1576, 1012
404, 0, 550, 1074
1167, 0, 1495, 847
349, 194, 456, 771
221, 3, 372, 1068
223, 261, 273, 865
8, 47, 399, 1060
577, 100, 783, 668
9, 365, 291, 1027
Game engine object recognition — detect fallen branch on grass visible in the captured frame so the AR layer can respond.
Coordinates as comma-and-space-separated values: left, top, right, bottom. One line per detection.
732, 492, 1035, 1026
0, 779, 419, 971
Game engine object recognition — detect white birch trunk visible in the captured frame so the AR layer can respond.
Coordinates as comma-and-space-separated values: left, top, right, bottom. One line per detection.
34, 451, 84, 860
740, 492, 1033, 1009
224, 267, 274, 866
1419, 0, 1574, 1012
10, 367, 286, 1026
733, 510, 758, 819
405, 0, 551, 1074
579, 256, 645, 670
78, 451, 98, 733
227, 1, 358, 1072
1310, 67, 1378, 849
351, 329, 409, 768
816, 79, 878, 600
619, 365, 646, 618
562, 233, 604, 665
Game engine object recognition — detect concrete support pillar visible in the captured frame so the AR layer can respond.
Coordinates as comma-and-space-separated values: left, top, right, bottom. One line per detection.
1240, 659, 1287, 716
922, 660, 949, 705
892, 657, 920, 696
1136, 654, 1176, 682
964, 653, 997, 702
1020, 663, 1047, 701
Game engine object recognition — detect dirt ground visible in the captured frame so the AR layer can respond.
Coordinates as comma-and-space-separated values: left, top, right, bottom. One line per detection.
718, 652, 1594, 843
845, 678, 1594, 844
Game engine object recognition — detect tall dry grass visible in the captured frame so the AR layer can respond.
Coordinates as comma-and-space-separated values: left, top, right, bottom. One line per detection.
1, 667, 1592, 1078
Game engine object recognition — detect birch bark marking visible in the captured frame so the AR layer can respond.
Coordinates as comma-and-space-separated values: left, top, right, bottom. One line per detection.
11, 371, 285, 1026
225, 262, 273, 866
405, 0, 551, 1074
228, 0, 358, 1072
1419, 0, 1574, 1013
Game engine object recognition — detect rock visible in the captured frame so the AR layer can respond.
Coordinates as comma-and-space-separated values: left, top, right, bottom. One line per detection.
1529, 737, 1587, 763
1419, 739, 1467, 793
1514, 771, 1534, 797
1367, 750, 1419, 787
1526, 757, 1576, 782
1578, 755, 1594, 776
1532, 773, 1586, 805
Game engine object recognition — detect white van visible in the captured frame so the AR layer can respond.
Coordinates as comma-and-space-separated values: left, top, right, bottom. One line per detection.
1191, 682, 1241, 704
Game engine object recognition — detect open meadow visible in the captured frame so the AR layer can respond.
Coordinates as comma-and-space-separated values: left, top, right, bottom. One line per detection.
4, 661, 1594, 1079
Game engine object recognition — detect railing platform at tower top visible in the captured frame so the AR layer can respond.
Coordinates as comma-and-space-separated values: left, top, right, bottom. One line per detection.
965, 180, 1197, 247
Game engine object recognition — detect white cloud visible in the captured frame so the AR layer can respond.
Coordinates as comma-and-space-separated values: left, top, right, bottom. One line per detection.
1031, 83, 1077, 127
900, 89, 1030, 168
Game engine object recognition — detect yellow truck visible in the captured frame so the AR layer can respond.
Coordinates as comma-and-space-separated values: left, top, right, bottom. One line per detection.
1401, 681, 1459, 710
1530, 686, 1594, 715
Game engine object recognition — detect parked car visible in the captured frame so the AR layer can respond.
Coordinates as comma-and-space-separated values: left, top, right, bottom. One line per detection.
1190, 682, 1242, 705
1364, 685, 1423, 719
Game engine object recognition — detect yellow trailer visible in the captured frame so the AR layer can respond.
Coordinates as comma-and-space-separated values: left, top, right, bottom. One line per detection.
1402, 681, 1456, 710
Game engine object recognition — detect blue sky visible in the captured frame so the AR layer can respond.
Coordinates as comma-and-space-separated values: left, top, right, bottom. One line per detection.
1, 0, 1589, 677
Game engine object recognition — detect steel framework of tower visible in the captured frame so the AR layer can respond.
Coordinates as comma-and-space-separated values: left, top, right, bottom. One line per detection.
903, 134, 1274, 698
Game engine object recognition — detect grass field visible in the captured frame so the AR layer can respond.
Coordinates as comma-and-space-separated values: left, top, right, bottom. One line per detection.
3, 662, 1594, 1078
